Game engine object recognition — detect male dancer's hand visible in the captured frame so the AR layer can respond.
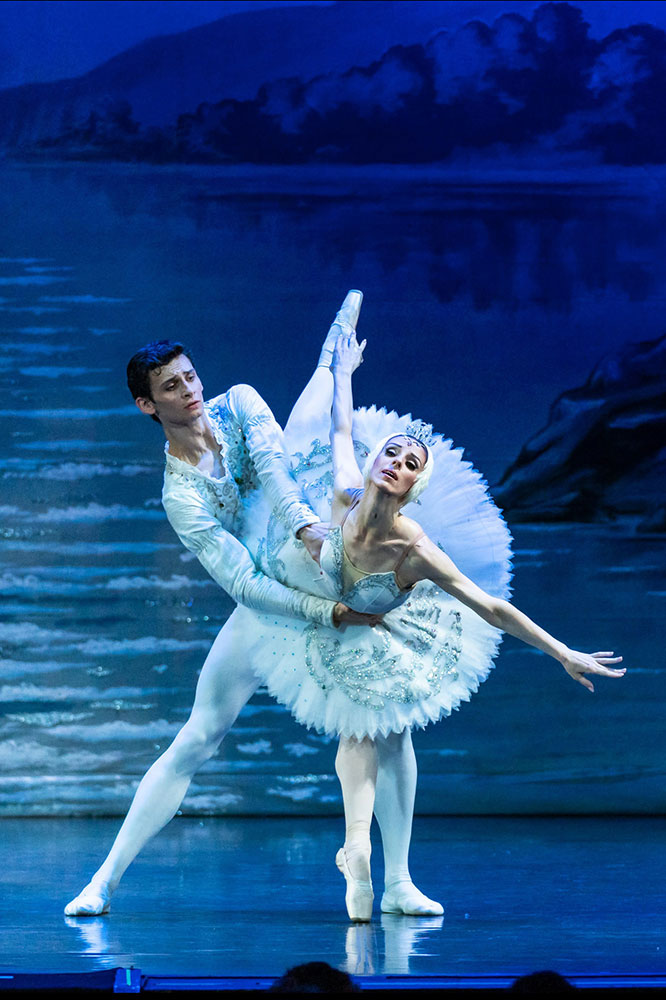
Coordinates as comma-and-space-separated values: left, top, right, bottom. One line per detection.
333, 603, 383, 629
297, 522, 328, 564
297, 524, 381, 628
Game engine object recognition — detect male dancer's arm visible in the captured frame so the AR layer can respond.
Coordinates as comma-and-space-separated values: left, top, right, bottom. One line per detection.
163, 483, 336, 626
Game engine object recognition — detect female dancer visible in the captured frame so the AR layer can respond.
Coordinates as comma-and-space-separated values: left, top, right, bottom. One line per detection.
235, 315, 626, 922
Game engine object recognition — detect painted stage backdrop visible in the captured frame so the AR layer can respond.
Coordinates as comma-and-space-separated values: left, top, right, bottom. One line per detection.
0, 0, 663, 816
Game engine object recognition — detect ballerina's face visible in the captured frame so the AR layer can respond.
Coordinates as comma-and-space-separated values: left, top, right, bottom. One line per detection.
369, 436, 427, 500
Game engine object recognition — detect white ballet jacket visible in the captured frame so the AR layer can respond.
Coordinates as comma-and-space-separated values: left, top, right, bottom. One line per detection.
161, 384, 337, 628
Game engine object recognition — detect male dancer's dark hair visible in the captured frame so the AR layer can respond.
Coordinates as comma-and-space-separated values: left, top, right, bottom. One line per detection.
126, 340, 196, 423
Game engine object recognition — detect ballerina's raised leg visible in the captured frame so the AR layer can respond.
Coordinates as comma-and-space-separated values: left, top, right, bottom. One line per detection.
284, 290, 362, 441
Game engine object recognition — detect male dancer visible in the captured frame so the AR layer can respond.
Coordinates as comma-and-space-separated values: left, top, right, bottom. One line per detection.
65, 293, 380, 916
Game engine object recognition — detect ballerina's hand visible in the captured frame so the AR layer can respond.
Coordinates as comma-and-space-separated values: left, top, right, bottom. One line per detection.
560, 650, 625, 692
332, 331, 366, 375
333, 602, 383, 629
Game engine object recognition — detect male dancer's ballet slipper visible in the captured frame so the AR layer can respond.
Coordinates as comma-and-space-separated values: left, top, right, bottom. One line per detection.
380, 880, 444, 917
64, 881, 112, 917
318, 289, 363, 368
336, 847, 374, 922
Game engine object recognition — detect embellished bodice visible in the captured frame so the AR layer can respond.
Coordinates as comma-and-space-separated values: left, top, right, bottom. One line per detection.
163, 450, 242, 535
164, 457, 243, 530
320, 526, 409, 616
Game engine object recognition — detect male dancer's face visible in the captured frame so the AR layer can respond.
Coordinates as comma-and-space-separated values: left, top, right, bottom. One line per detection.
134, 354, 204, 427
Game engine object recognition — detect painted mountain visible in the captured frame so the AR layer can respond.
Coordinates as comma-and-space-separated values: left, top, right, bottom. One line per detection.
2, 1, 666, 165
0, 1, 466, 147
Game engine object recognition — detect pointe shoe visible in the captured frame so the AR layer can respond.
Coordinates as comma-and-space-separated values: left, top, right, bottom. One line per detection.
64, 881, 112, 917
335, 290, 363, 334
336, 847, 374, 922
381, 880, 444, 917
318, 290, 363, 367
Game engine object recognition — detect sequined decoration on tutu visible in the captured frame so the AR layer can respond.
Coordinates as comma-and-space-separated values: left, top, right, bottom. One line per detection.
304, 584, 462, 712
291, 438, 369, 501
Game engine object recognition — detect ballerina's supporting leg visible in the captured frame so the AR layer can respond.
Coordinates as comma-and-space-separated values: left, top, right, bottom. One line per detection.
374, 729, 444, 916
334, 736, 377, 921
64, 614, 260, 916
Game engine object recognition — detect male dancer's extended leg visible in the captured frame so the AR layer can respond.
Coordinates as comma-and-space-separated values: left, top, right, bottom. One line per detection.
374, 730, 444, 916
65, 612, 259, 916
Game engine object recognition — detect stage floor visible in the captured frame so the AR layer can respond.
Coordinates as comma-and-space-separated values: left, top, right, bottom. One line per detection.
1, 816, 664, 984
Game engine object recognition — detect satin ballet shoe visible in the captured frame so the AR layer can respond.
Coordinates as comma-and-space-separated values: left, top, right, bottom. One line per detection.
381, 880, 444, 917
64, 881, 112, 917
336, 847, 374, 922
335, 289, 363, 334
318, 290, 364, 367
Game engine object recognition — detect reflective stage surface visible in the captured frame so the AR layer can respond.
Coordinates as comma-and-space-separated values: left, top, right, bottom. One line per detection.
1, 816, 664, 983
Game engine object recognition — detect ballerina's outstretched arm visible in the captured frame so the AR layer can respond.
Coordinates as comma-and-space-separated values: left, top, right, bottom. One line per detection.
399, 536, 626, 691
329, 330, 366, 522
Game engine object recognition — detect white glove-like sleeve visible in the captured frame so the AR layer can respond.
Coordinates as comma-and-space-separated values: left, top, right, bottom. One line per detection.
163, 487, 336, 627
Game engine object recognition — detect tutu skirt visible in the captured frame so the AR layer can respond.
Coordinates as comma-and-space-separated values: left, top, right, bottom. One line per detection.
235, 405, 513, 740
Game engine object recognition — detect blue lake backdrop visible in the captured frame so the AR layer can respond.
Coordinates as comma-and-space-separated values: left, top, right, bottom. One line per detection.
0, 160, 662, 815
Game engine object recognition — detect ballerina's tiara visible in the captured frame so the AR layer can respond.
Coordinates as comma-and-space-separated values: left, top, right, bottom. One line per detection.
404, 419, 435, 447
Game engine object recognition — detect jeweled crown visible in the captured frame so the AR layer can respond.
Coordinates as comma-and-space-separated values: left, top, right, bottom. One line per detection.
404, 419, 434, 446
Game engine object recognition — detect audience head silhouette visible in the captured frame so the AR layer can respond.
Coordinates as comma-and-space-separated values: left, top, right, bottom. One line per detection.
269, 961, 360, 992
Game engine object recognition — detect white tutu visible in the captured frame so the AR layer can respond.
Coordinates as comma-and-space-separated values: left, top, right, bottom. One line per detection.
236, 406, 513, 740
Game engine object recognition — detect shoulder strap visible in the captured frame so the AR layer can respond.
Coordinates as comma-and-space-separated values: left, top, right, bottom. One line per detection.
340, 489, 363, 527
394, 530, 426, 586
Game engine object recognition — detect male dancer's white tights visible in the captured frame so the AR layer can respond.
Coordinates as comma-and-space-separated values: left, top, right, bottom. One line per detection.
65, 613, 257, 915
